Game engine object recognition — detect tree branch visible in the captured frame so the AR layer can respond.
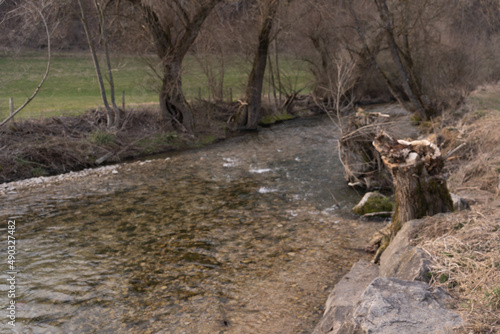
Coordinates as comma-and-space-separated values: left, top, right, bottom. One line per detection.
0, 3, 51, 128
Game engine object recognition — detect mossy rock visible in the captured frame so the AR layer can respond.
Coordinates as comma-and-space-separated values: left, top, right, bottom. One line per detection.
352, 192, 394, 217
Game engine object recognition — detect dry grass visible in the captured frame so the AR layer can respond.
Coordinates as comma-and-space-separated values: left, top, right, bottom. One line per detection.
412, 85, 500, 333
444, 86, 500, 195
415, 208, 500, 333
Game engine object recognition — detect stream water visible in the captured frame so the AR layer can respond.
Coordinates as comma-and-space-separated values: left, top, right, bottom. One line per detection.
0, 116, 385, 334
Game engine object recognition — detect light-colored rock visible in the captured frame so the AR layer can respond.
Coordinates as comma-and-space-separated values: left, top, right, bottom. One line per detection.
379, 218, 432, 282
451, 193, 470, 211
338, 277, 462, 334
312, 260, 379, 334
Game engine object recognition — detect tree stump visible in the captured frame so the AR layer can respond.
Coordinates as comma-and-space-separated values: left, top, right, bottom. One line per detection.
370, 131, 453, 261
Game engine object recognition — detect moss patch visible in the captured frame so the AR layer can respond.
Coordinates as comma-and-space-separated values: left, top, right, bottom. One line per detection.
352, 192, 394, 216
259, 113, 295, 125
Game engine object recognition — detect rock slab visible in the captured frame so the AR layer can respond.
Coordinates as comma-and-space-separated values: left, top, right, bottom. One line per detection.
313, 216, 464, 334
337, 277, 462, 334
379, 218, 432, 282
312, 260, 379, 334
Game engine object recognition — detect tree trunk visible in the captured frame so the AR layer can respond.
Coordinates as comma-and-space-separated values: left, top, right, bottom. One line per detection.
368, 131, 453, 262
94, 0, 121, 127
159, 59, 194, 132
373, 131, 453, 235
137, 0, 219, 133
232, 0, 279, 130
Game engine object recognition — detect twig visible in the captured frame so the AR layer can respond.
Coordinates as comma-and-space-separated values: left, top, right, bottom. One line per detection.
0, 4, 51, 128
363, 211, 393, 217
327, 189, 340, 206
444, 143, 466, 160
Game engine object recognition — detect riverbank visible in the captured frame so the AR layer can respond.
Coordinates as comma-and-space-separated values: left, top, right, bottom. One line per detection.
0, 104, 233, 183
0, 101, 313, 184
314, 84, 500, 333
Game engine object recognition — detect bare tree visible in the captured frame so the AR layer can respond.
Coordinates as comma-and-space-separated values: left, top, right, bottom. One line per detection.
192, 16, 226, 103
128, 0, 222, 133
373, 0, 429, 120
346, 0, 454, 120
347, 0, 408, 108
230, 0, 279, 130
94, 0, 122, 125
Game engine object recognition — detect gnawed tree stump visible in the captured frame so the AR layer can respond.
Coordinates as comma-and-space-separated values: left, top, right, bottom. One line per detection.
369, 131, 453, 262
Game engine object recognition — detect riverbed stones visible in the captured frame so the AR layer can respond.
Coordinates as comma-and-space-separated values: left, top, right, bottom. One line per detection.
0, 164, 121, 194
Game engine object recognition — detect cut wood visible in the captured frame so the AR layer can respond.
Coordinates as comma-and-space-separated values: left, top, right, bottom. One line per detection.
368, 131, 454, 262
373, 130, 453, 234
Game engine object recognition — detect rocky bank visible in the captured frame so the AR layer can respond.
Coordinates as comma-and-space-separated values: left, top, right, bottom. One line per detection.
312, 214, 464, 334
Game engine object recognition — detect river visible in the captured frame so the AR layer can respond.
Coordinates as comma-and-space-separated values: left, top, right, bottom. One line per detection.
0, 116, 385, 334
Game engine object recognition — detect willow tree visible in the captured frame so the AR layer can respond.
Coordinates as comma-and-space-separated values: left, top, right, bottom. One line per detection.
373, 0, 430, 120
230, 0, 279, 130
130, 0, 221, 132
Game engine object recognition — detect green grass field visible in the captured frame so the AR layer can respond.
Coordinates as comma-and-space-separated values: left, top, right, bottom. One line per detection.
0, 52, 312, 120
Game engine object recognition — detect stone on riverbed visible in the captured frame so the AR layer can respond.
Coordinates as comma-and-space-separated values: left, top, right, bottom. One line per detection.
352, 192, 393, 217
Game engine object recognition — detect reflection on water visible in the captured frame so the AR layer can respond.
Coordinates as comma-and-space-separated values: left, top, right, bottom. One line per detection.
0, 116, 385, 333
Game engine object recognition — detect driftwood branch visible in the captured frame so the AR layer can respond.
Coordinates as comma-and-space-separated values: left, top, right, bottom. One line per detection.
363, 211, 394, 218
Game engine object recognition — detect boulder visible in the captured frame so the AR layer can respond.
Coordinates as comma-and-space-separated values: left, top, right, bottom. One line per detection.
379, 218, 432, 282
312, 260, 379, 334
337, 277, 463, 334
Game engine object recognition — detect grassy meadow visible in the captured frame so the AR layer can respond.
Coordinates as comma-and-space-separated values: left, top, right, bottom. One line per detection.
0, 51, 312, 120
